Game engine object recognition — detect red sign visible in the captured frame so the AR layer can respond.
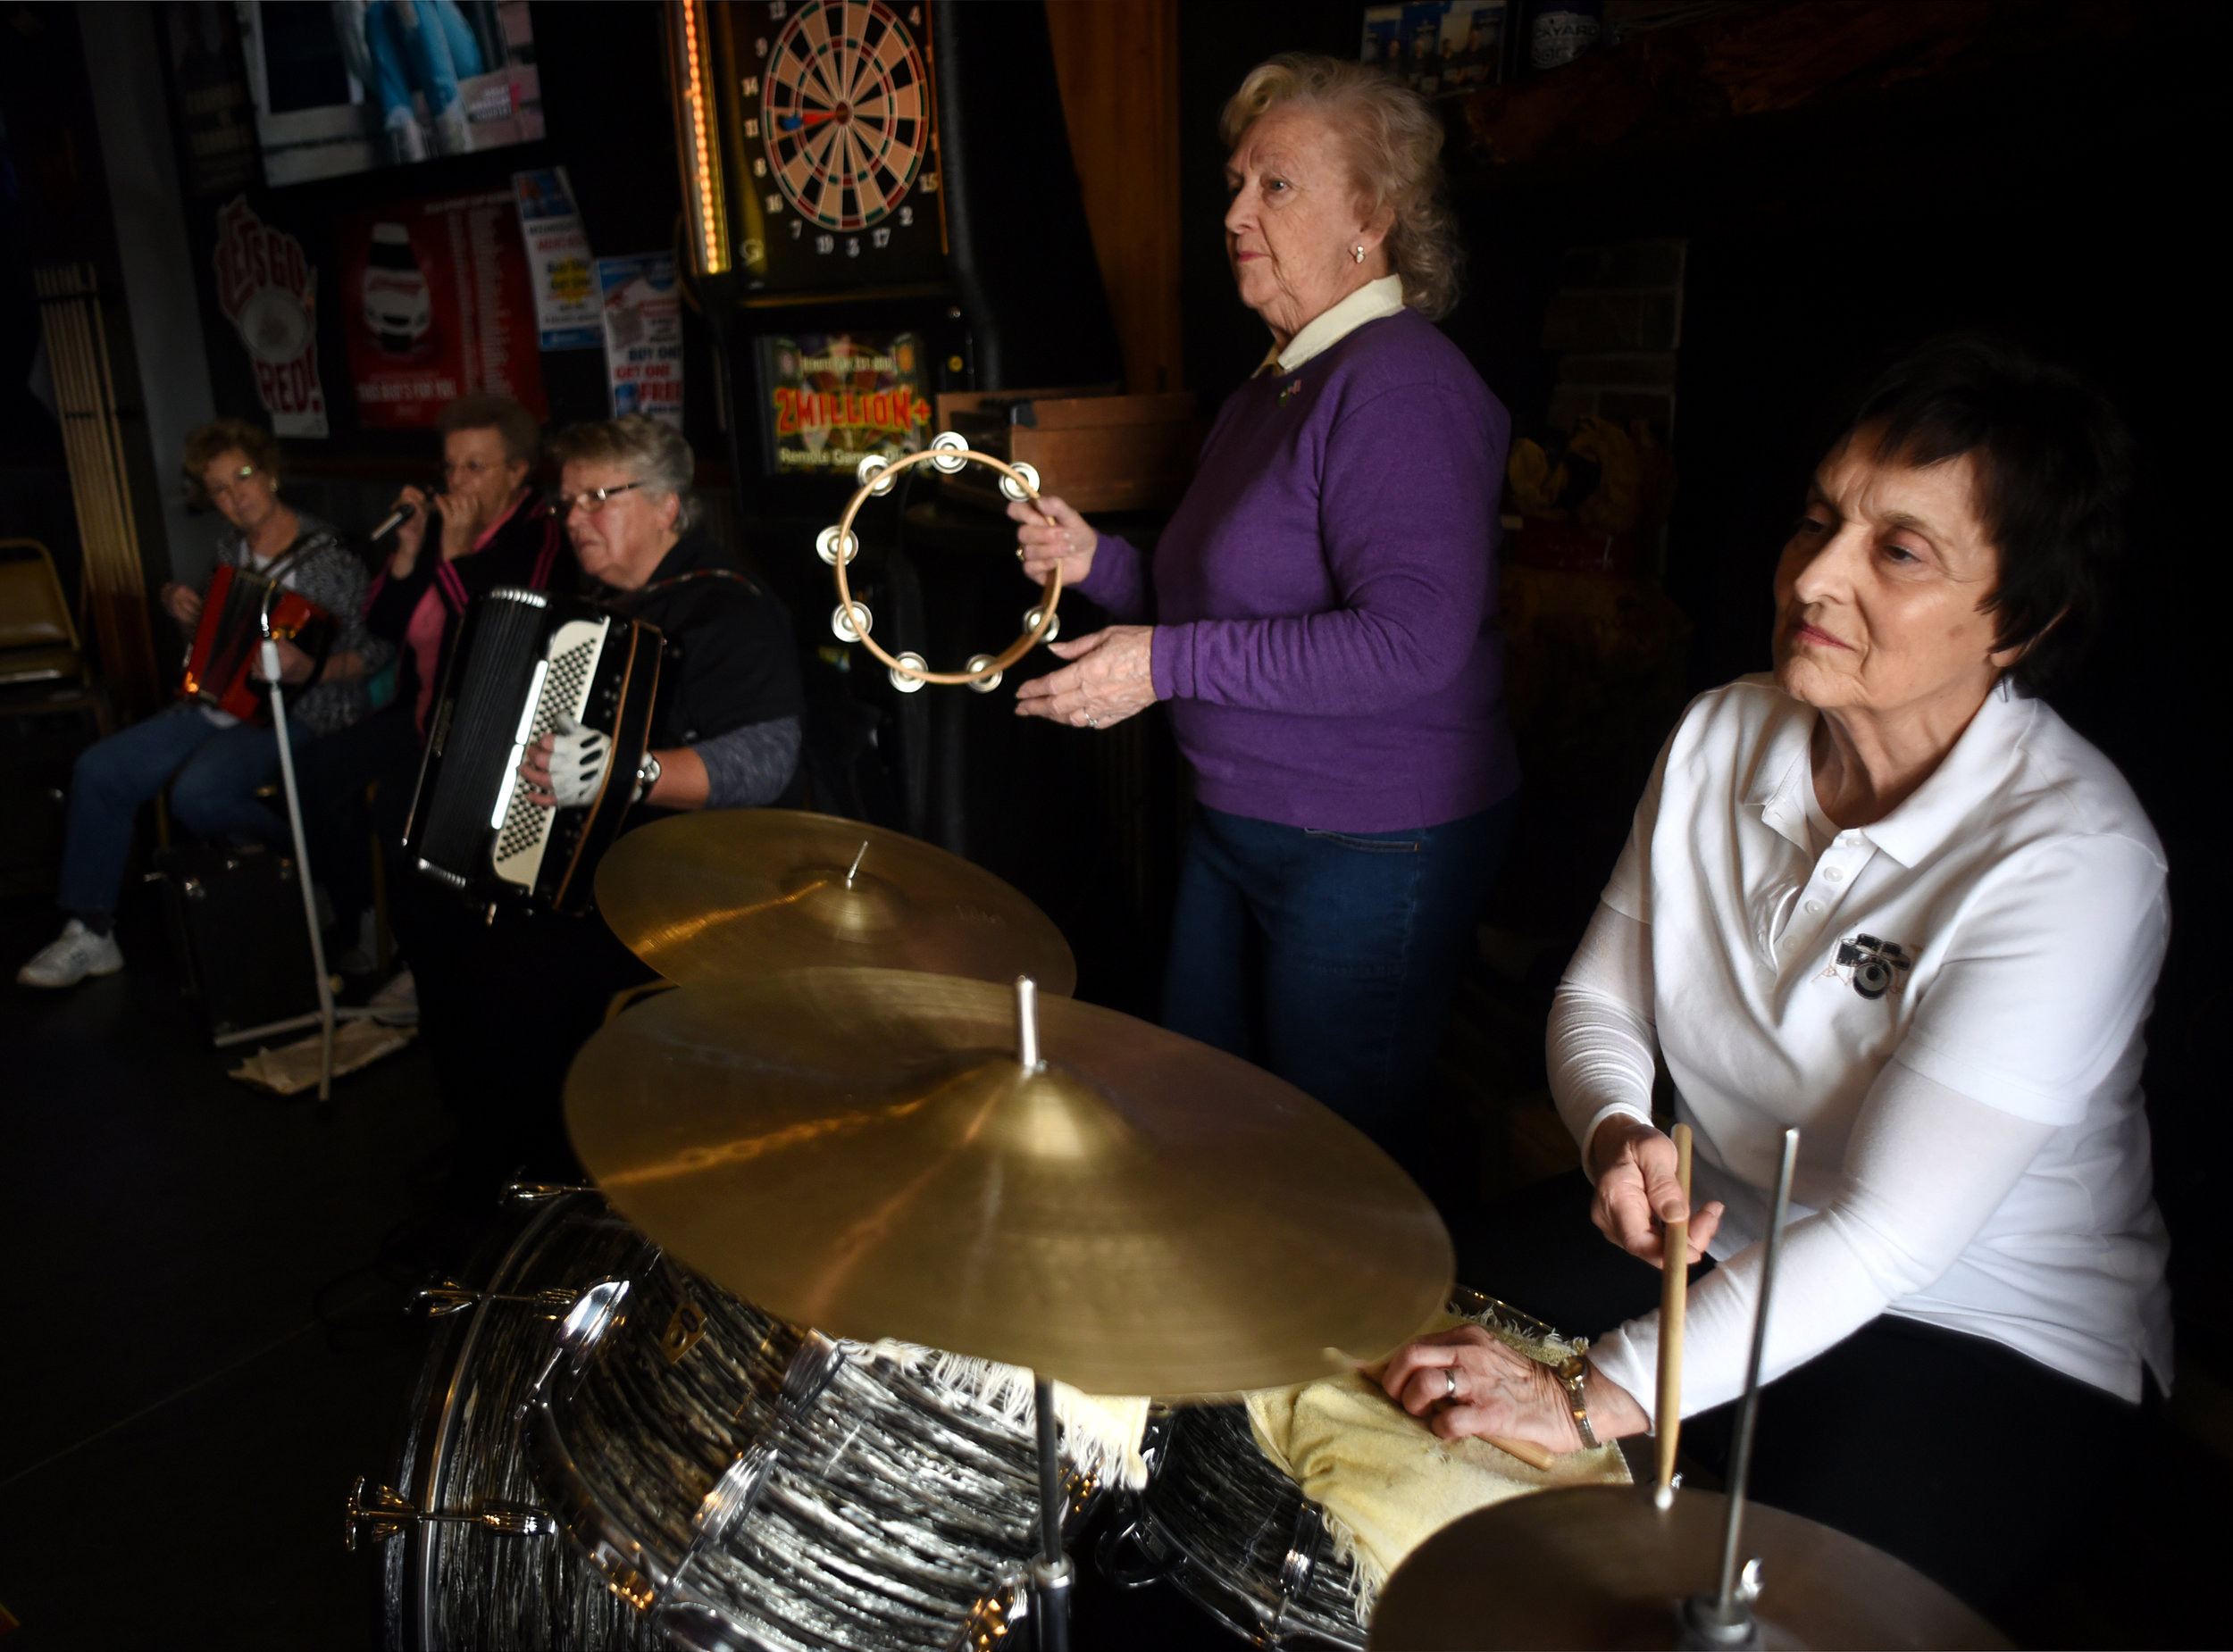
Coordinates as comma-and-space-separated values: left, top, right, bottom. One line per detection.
212, 196, 328, 438
335, 189, 547, 430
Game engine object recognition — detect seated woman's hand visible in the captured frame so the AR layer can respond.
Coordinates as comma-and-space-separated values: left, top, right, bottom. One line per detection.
1379, 1325, 1632, 1452
1007, 494, 1098, 586
162, 581, 203, 630
1014, 626, 1156, 730
1588, 1114, 1722, 1267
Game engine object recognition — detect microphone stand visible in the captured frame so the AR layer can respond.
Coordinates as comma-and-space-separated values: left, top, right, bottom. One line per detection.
259, 632, 336, 1098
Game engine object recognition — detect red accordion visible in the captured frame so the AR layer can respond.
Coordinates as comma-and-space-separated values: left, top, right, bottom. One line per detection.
180, 563, 335, 723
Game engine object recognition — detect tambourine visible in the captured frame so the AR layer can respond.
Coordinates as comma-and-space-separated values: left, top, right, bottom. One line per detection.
818, 432, 1061, 693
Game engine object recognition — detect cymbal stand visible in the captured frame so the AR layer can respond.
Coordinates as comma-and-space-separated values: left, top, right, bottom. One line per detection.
1033, 1372, 1072, 1652
1013, 975, 1073, 1652
1677, 1127, 1800, 1651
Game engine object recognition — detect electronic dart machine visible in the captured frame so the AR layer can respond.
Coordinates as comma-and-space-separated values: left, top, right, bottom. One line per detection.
664, 0, 1121, 835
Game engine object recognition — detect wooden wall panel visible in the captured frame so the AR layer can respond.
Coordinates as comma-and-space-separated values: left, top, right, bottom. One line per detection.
1043, 0, 1184, 394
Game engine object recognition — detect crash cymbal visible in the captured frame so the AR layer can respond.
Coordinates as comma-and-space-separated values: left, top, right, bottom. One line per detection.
1367, 1485, 2008, 1650
565, 968, 1451, 1397
594, 810, 1076, 995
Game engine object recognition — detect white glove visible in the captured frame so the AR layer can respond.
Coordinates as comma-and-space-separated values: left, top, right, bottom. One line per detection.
548, 713, 613, 807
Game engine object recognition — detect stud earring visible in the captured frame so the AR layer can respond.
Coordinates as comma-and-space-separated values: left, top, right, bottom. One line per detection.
1352, 245, 1367, 263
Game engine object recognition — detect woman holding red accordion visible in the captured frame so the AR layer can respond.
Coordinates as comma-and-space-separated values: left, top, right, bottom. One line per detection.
15, 418, 390, 990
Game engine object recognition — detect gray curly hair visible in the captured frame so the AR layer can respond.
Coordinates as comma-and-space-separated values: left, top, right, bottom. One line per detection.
1219, 54, 1463, 321
548, 413, 700, 532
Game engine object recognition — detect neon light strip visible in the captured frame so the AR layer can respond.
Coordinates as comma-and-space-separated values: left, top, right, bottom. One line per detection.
681, 0, 724, 272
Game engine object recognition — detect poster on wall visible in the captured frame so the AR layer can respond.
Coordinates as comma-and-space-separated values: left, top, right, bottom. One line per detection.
752, 333, 932, 476
211, 196, 330, 437
596, 256, 683, 428
335, 189, 547, 430
234, 0, 544, 187
1362, 2, 1507, 96
513, 169, 600, 351
161, 3, 262, 198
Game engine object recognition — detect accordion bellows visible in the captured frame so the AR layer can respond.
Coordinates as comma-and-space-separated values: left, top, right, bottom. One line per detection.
405, 587, 661, 913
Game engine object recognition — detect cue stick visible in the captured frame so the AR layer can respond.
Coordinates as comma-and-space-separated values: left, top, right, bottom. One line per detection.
1654, 1122, 1694, 1505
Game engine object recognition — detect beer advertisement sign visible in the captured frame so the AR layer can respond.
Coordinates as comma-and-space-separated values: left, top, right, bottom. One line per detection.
211, 196, 329, 438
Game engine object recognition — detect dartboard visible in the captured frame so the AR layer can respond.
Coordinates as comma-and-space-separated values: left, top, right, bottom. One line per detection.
760, 0, 930, 232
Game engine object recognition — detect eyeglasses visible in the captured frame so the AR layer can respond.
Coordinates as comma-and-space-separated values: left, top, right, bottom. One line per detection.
556, 480, 646, 516
205, 464, 263, 501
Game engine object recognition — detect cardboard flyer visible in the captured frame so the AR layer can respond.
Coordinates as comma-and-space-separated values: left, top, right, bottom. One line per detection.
335, 188, 548, 430
512, 167, 599, 350
596, 254, 683, 428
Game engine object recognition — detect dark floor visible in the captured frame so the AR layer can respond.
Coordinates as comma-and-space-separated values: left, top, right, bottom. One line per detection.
0, 889, 1245, 1651
0, 892, 447, 1649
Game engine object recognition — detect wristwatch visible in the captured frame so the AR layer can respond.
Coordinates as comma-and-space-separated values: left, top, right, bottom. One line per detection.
632, 749, 663, 804
1554, 1353, 1600, 1449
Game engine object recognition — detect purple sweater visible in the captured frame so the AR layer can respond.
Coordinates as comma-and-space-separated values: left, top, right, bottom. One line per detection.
1080, 307, 1516, 833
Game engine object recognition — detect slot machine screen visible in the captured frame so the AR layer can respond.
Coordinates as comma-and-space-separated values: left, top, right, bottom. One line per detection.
754, 330, 935, 475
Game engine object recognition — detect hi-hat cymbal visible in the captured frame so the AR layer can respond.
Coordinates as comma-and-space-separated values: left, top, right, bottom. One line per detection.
565, 968, 1451, 1397
1367, 1485, 2008, 1650
594, 811, 1076, 994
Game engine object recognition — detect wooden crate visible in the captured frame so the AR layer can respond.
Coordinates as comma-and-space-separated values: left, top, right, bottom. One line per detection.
933, 388, 1199, 514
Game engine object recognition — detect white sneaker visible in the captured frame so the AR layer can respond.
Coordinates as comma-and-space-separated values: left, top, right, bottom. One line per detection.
16, 919, 124, 989
369, 967, 418, 1026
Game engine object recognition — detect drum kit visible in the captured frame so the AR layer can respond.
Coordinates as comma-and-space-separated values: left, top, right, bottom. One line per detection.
347, 808, 2008, 1652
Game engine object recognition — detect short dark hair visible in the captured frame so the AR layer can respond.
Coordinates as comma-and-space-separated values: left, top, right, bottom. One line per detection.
181, 417, 283, 508
1843, 336, 2130, 695
437, 394, 541, 468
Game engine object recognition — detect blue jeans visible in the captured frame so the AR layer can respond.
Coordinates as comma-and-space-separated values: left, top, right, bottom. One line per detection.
57, 705, 310, 916
1160, 797, 1518, 1164
364, 0, 483, 124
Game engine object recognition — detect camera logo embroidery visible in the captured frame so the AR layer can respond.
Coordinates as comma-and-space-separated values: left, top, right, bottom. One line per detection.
1828, 933, 1912, 1001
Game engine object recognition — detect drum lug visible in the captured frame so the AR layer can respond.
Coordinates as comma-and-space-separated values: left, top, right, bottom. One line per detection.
1277, 1502, 1325, 1602
343, 1475, 557, 1552
777, 1329, 846, 1415
691, 1443, 778, 1548
414, 1279, 581, 1318
504, 1180, 590, 1206
1093, 1506, 1167, 1590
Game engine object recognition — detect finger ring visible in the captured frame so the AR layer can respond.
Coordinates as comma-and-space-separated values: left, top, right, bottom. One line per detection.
1086, 716, 1099, 728
1443, 1366, 1459, 1400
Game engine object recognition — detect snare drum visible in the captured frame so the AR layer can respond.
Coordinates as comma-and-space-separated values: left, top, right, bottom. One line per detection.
355, 1189, 1104, 1651
1103, 1290, 1581, 1651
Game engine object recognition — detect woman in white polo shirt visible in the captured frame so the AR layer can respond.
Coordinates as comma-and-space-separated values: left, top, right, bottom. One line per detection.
1378, 337, 2166, 1621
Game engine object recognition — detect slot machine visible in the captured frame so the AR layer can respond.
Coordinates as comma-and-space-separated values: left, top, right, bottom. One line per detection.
664, 0, 1122, 843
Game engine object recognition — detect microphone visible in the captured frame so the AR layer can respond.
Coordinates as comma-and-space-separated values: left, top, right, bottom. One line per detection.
371, 499, 419, 541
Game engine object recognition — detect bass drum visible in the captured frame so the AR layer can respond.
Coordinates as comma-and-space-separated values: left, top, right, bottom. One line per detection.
361, 1190, 662, 1651
356, 1189, 1101, 1652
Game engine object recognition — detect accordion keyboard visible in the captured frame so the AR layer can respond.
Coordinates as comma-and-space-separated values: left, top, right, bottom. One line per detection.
491, 621, 611, 891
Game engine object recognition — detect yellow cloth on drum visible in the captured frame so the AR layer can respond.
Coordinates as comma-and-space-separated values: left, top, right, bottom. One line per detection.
1245, 1314, 1630, 1615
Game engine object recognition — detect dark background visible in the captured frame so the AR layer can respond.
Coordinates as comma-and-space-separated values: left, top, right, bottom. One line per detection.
1, 3, 2228, 1646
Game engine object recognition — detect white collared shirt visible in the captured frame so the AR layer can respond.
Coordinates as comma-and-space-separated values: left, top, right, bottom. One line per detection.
1599, 674, 2171, 1398
1256, 274, 1408, 375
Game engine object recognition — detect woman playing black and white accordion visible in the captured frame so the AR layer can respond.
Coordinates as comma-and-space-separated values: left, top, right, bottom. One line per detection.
1379, 338, 2168, 1624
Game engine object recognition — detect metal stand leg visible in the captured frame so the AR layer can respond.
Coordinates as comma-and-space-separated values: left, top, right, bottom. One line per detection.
1031, 1373, 1072, 1652
261, 641, 336, 1100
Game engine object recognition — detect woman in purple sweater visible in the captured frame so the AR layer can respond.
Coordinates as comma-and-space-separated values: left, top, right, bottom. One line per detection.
1009, 55, 1515, 1170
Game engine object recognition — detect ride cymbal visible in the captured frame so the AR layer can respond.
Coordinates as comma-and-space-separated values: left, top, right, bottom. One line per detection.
565, 968, 1451, 1397
1367, 1485, 2008, 1650
594, 810, 1076, 994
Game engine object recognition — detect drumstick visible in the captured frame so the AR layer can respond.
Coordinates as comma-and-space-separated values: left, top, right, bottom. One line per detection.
1486, 1433, 1558, 1472
1654, 1122, 1694, 1506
